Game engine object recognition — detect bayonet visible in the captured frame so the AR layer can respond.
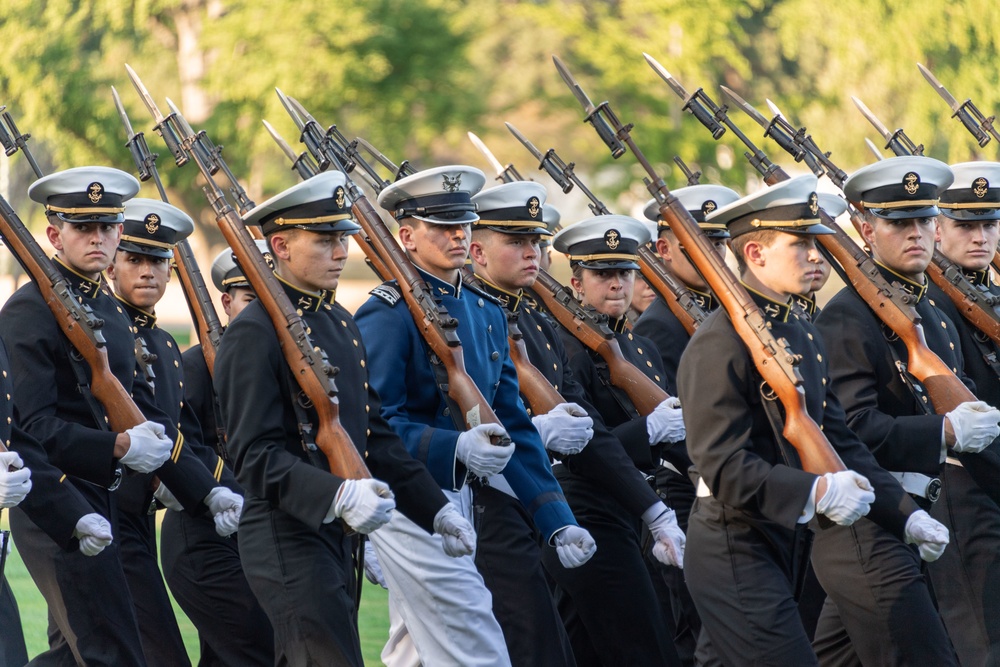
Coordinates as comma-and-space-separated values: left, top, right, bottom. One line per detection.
263, 119, 318, 180
864, 138, 885, 161
0, 106, 43, 178
917, 62, 995, 147
719, 86, 771, 130
721, 87, 821, 174
504, 122, 575, 195
112, 86, 164, 196
765, 99, 786, 122
124, 64, 189, 167
275, 88, 305, 130
112, 86, 136, 140
467, 131, 524, 183
642, 53, 690, 103
166, 97, 219, 175
673, 156, 701, 186
552, 55, 626, 158
851, 96, 892, 142
287, 95, 359, 175
849, 96, 923, 157
643, 53, 726, 140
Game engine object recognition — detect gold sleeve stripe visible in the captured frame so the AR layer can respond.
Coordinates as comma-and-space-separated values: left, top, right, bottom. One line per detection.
171, 433, 185, 463
213, 457, 224, 481
59, 474, 67, 483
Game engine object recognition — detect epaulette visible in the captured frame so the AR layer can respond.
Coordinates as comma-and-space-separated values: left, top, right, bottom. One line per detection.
462, 279, 503, 307
370, 281, 402, 307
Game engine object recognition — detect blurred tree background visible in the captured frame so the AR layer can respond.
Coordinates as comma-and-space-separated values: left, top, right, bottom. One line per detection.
0, 0, 998, 235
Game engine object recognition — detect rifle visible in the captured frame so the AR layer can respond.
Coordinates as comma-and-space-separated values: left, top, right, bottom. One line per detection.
717, 87, 977, 412
505, 121, 708, 334
125, 65, 370, 482
850, 96, 1000, 346
674, 156, 702, 186
111, 86, 225, 376
917, 63, 999, 149
0, 106, 43, 178
555, 54, 845, 475
272, 94, 512, 443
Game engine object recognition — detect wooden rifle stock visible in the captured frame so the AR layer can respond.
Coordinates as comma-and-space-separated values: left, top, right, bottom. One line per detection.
0, 196, 146, 433
925, 253, 1000, 347
172, 238, 224, 376
531, 270, 668, 416
507, 315, 565, 416
637, 245, 705, 335
350, 196, 511, 438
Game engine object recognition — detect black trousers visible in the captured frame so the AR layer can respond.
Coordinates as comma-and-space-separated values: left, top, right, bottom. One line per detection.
118, 509, 191, 667
928, 462, 1000, 667
686, 497, 817, 667
238, 498, 362, 666
811, 514, 958, 667
160, 509, 274, 667
542, 467, 679, 667
10, 504, 147, 667
0, 572, 28, 667
472, 482, 575, 667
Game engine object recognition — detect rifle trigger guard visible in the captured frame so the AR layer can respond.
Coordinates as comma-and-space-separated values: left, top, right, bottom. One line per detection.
296, 390, 314, 410
759, 381, 777, 402
880, 322, 900, 343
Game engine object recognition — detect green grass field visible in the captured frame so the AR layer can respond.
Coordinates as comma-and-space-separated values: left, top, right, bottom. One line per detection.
1, 513, 391, 666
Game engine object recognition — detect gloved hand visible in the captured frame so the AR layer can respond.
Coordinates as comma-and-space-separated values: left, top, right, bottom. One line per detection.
532, 403, 594, 455
205, 487, 244, 537
119, 421, 172, 473
552, 525, 596, 569
905, 509, 950, 562
647, 508, 686, 568
330, 479, 395, 534
433, 503, 476, 557
74, 513, 113, 557
0, 451, 32, 508
363, 540, 387, 589
646, 396, 686, 445
946, 401, 1000, 453
815, 470, 875, 526
153, 482, 183, 512
455, 424, 515, 477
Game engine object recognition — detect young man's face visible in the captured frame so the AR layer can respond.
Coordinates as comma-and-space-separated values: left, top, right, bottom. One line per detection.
274, 229, 350, 293
46, 221, 122, 279
656, 230, 724, 291
861, 215, 938, 280
400, 220, 470, 280
571, 268, 635, 320
221, 287, 257, 322
107, 250, 170, 310
749, 232, 825, 299
937, 217, 1000, 272
808, 253, 831, 296
631, 277, 657, 315
470, 231, 541, 292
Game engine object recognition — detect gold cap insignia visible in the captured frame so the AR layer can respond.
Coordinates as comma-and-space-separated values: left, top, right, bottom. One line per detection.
604, 229, 621, 250
334, 186, 346, 208
527, 196, 540, 218
701, 200, 717, 216
973, 177, 990, 199
903, 172, 920, 195
87, 182, 104, 204
808, 192, 819, 216
442, 173, 462, 192
144, 213, 160, 234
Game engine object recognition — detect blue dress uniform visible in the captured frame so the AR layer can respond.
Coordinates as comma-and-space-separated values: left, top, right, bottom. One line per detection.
215, 172, 449, 666
813, 158, 965, 666
0, 168, 216, 666
680, 176, 930, 667
169, 244, 274, 667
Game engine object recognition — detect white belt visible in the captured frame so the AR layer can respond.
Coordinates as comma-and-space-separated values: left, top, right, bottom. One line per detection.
889, 471, 942, 502
946, 456, 963, 467
696, 477, 712, 498
659, 459, 682, 475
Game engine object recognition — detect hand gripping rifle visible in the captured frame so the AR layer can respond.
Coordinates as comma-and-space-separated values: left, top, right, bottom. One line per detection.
555, 54, 845, 474
272, 96, 511, 444
505, 121, 709, 335
917, 63, 999, 149
124, 65, 370, 482
718, 87, 977, 413
850, 97, 1000, 346
111, 86, 225, 376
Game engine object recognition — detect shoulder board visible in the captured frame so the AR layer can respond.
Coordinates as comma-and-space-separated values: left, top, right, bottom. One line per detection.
462, 280, 503, 307
370, 281, 402, 306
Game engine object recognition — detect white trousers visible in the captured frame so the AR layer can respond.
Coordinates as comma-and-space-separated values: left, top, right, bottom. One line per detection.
370, 486, 512, 667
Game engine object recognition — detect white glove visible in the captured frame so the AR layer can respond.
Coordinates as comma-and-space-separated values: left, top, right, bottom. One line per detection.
646, 507, 686, 568
455, 424, 515, 477
646, 396, 686, 445
905, 509, 950, 562
205, 487, 244, 537
552, 525, 596, 569
816, 471, 875, 526
433, 503, 476, 557
532, 403, 594, 455
946, 401, 1000, 453
363, 540, 387, 589
153, 482, 183, 511
119, 421, 172, 473
0, 451, 32, 508
329, 479, 395, 534
73, 513, 113, 557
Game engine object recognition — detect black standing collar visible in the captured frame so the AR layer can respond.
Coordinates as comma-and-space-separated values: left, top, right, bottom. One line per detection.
475, 278, 523, 312
53, 256, 103, 299
115, 296, 157, 328
275, 273, 332, 312
743, 283, 793, 323
875, 261, 927, 303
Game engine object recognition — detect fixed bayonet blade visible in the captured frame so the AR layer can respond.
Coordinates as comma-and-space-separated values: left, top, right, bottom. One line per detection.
275, 88, 305, 130
355, 137, 399, 173
287, 96, 319, 126
504, 122, 545, 162
552, 55, 595, 112
851, 96, 892, 142
917, 63, 960, 112
467, 132, 506, 176
124, 63, 166, 124
642, 52, 688, 100
864, 138, 885, 161
165, 98, 196, 137
111, 86, 135, 139
719, 86, 770, 130
263, 120, 298, 163
765, 99, 787, 122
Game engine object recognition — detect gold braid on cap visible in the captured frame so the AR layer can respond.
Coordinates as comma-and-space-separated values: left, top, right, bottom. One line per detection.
858, 199, 938, 210
748, 217, 821, 229
271, 213, 354, 226
568, 253, 639, 263
120, 235, 174, 250
46, 205, 126, 215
